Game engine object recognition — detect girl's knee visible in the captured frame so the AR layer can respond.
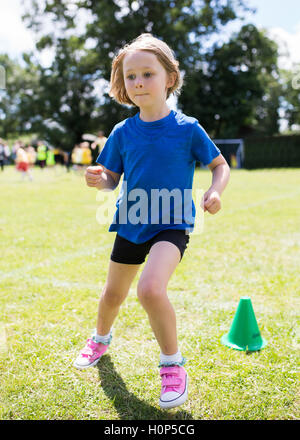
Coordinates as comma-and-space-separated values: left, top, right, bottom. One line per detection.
137, 278, 165, 305
101, 284, 126, 308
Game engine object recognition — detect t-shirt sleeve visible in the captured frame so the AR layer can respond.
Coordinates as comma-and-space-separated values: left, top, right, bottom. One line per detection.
96, 127, 123, 174
190, 122, 221, 166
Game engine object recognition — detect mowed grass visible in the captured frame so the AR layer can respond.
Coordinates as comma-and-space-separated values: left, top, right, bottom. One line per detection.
0, 165, 299, 420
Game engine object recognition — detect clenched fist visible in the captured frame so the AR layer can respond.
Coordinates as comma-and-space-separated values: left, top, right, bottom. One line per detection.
203, 189, 221, 214
85, 165, 104, 188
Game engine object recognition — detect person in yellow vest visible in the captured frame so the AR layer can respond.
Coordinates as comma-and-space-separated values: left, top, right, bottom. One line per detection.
37, 141, 47, 169
81, 142, 92, 167
46, 148, 56, 167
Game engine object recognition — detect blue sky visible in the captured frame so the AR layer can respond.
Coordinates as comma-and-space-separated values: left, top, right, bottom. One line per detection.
0, 0, 299, 68
246, 0, 300, 32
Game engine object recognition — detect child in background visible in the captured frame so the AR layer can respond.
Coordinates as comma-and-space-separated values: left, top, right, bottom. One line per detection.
71, 144, 82, 172
46, 148, 56, 167
74, 34, 230, 409
91, 131, 107, 162
37, 141, 47, 169
0, 138, 10, 171
26, 145, 37, 168
81, 142, 92, 167
15, 145, 33, 181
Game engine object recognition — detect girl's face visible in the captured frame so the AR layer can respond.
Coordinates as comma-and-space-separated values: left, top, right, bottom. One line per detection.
123, 50, 175, 110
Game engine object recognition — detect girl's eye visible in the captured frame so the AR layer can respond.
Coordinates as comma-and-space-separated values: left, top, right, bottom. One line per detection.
126, 72, 152, 80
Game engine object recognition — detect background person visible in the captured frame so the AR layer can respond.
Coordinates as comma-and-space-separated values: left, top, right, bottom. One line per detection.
15, 144, 33, 181
91, 131, 107, 163
71, 143, 82, 172
0, 138, 9, 171
37, 141, 47, 169
81, 141, 92, 168
46, 147, 56, 167
26, 144, 37, 168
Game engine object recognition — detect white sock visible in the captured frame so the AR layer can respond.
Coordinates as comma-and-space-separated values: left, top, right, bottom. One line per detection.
160, 350, 183, 366
91, 329, 112, 345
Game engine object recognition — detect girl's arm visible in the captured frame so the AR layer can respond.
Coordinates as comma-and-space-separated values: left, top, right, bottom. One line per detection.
85, 165, 120, 191
203, 154, 230, 214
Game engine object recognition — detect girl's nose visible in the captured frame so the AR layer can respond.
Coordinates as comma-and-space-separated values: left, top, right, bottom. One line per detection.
135, 78, 144, 88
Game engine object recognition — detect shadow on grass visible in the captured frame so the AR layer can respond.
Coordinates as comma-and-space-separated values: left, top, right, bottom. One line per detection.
97, 354, 194, 420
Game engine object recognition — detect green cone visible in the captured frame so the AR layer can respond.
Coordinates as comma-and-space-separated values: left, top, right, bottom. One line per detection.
221, 297, 267, 351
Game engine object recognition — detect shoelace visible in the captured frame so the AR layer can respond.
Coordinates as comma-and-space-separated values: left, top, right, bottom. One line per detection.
81, 339, 98, 358
161, 371, 182, 393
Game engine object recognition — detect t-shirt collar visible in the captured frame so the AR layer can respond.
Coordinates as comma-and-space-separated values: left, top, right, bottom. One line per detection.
135, 109, 175, 129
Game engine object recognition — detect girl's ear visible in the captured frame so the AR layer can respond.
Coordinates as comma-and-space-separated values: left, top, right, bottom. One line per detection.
166, 71, 177, 89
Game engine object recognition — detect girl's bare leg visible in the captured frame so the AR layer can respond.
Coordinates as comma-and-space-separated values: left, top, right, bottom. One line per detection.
137, 242, 181, 355
96, 260, 140, 335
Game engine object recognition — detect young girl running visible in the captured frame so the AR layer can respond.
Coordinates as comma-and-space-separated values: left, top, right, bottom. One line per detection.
74, 33, 230, 409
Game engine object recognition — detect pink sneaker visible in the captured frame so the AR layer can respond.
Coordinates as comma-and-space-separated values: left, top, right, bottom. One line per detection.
73, 338, 109, 369
159, 365, 188, 409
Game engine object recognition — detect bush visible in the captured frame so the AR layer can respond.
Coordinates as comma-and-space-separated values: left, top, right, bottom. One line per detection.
244, 135, 300, 169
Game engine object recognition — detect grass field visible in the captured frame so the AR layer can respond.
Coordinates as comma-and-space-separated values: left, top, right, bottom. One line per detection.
0, 165, 299, 420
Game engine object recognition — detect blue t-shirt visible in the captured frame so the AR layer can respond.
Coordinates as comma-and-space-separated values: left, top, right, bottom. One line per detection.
96, 110, 220, 243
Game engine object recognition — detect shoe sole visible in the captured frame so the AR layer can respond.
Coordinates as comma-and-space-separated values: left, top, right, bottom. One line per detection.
159, 374, 189, 409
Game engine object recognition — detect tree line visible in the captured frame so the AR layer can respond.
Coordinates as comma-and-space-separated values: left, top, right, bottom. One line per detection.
0, 0, 299, 151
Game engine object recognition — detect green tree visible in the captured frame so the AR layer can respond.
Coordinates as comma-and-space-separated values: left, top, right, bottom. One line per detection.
22, 0, 252, 141
280, 65, 300, 130
33, 36, 104, 150
179, 24, 281, 138
0, 53, 40, 138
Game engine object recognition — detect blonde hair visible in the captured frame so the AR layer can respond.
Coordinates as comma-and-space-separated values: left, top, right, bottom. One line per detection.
109, 33, 182, 106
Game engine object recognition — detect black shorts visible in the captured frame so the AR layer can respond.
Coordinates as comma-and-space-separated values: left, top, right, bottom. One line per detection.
111, 229, 190, 265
